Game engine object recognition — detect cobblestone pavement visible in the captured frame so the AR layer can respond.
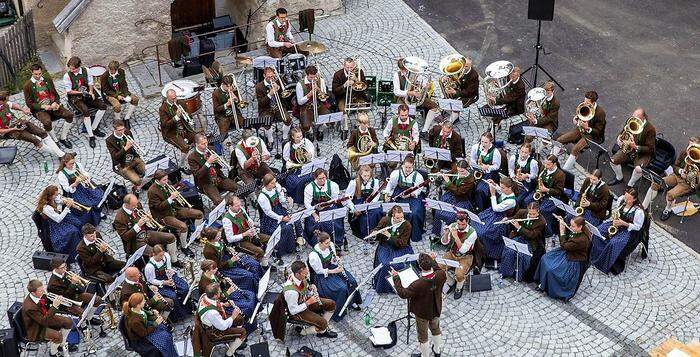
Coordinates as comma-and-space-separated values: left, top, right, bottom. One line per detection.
1, 0, 698, 356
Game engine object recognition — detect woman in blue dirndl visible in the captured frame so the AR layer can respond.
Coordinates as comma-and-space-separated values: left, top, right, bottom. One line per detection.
123, 292, 178, 357
37, 185, 82, 263
258, 174, 301, 257
524, 155, 567, 232
469, 132, 502, 212
591, 188, 645, 275
535, 216, 591, 302
499, 202, 547, 282
144, 247, 192, 322
431, 160, 475, 237
56, 153, 103, 227
568, 170, 610, 228
384, 155, 426, 242
346, 165, 383, 241
201, 228, 260, 293
474, 178, 518, 262
283, 128, 316, 204
199, 259, 257, 333
303, 168, 346, 247
508, 143, 539, 206
372, 206, 414, 294
308, 232, 362, 321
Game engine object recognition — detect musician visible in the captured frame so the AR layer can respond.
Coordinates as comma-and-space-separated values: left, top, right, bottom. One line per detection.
160, 89, 195, 164
384, 155, 426, 242
256, 66, 291, 140
0, 90, 65, 157
257, 174, 301, 257
187, 134, 238, 205
508, 142, 538, 203
574, 169, 610, 226
106, 120, 146, 188
592, 187, 645, 275
23, 63, 74, 149
120, 267, 173, 318
440, 213, 484, 300
536, 216, 591, 301
193, 284, 247, 357
283, 126, 316, 204
487, 66, 525, 121
524, 155, 566, 229
474, 178, 517, 264
427, 121, 464, 171
392, 58, 439, 137
382, 103, 419, 153
525, 81, 559, 133
332, 57, 368, 126
100, 61, 139, 125
199, 259, 256, 329
233, 130, 272, 184
223, 195, 270, 264
63, 56, 107, 148
609, 108, 657, 187
47, 257, 103, 319
389, 253, 446, 357
113, 193, 178, 262
22, 279, 74, 357
296, 65, 330, 137
303, 168, 347, 247
499, 202, 547, 282
438, 56, 479, 127
470, 131, 502, 211
642, 136, 700, 220
271, 260, 338, 338
308, 232, 362, 321
372, 205, 414, 294
558, 91, 606, 171
144, 245, 192, 322
56, 152, 103, 226
147, 169, 203, 258
265, 8, 308, 58
346, 165, 383, 239
201, 227, 261, 293
36, 185, 83, 263
431, 160, 475, 237
76, 224, 126, 284
122, 292, 178, 357
347, 112, 378, 170
212, 74, 244, 136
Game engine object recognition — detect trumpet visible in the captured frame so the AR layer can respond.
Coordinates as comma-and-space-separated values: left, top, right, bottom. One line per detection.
46, 292, 83, 307
135, 208, 165, 230
66, 271, 90, 286
207, 149, 231, 171
75, 167, 96, 189
607, 207, 621, 236
124, 134, 146, 158
165, 183, 192, 208
94, 238, 116, 254
62, 197, 91, 211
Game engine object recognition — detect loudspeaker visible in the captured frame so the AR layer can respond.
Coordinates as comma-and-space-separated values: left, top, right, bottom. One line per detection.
6, 302, 21, 329
468, 273, 492, 292
0, 328, 18, 357
528, 0, 555, 21
32, 251, 69, 271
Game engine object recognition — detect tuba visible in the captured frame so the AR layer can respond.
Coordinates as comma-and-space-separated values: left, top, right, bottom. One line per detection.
526, 87, 546, 119
483, 60, 513, 108
619, 116, 644, 154
575, 102, 595, 122
684, 144, 700, 189
402, 56, 432, 106
438, 54, 466, 99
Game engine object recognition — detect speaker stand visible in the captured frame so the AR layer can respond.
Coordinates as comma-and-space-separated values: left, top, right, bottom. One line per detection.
521, 20, 564, 91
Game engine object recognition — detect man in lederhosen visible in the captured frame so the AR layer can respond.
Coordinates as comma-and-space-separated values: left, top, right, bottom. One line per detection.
23, 63, 74, 149
63, 56, 107, 148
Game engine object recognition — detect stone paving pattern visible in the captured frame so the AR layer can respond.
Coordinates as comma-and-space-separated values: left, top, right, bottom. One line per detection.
0, 0, 698, 356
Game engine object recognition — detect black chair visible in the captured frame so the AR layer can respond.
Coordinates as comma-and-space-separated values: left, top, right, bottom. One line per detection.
75, 256, 108, 297
117, 316, 135, 352
12, 308, 45, 355
647, 137, 676, 175
31, 210, 53, 252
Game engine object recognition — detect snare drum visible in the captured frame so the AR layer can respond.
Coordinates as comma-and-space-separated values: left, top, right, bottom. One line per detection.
252, 56, 281, 83
284, 54, 307, 73
162, 80, 202, 114
88, 65, 107, 89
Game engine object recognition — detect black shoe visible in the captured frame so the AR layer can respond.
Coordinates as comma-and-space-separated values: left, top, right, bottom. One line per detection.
172, 261, 185, 269
68, 344, 79, 352
58, 139, 73, 149
660, 210, 671, 221
454, 287, 463, 300
316, 330, 338, 338
608, 178, 624, 186
89, 317, 103, 326
93, 128, 106, 137
89, 137, 96, 148
237, 341, 248, 350
181, 168, 192, 175
317, 129, 324, 141
433, 345, 442, 357
445, 283, 455, 295
419, 131, 428, 140
294, 326, 303, 334
267, 265, 278, 273
49, 352, 60, 357
181, 247, 195, 258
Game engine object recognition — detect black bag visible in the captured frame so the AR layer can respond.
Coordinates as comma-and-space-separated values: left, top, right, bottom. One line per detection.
508, 121, 526, 145
104, 183, 128, 210
0, 328, 18, 357
329, 154, 351, 190
290, 346, 322, 357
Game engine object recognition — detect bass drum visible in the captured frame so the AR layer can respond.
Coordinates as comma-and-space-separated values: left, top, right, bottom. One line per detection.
161, 80, 202, 114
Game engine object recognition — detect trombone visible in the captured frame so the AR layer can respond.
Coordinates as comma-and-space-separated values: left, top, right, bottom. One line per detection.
174, 103, 195, 132
165, 183, 192, 208
270, 67, 290, 123
95, 237, 117, 255
75, 167, 96, 189
62, 197, 91, 211
66, 271, 90, 286
46, 292, 83, 307
311, 78, 328, 123
207, 148, 231, 171
135, 208, 165, 230
124, 134, 145, 158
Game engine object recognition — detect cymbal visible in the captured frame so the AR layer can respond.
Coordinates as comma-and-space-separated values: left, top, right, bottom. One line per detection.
296, 41, 326, 54
235, 56, 253, 66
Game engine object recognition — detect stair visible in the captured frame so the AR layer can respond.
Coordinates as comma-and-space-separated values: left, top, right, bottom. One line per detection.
124, 58, 177, 99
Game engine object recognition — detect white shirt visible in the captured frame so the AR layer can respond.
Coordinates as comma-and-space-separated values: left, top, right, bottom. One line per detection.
42, 196, 69, 223
508, 155, 538, 182
490, 193, 517, 212
345, 178, 381, 212
144, 254, 172, 287
449, 224, 478, 254
392, 71, 410, 98
265, 18, 293, 48
469, 143, 501, 173
235, 139, 270, 169
384, 169, 424, 197
304, 180, 340, 209
382, 116, 419, 143
295, 77, 327, 106
121, 205, 142, 233
613, 196, 644, 232
29, 293, 41, 305
56, 163, 89, 194
257, 184, 287, 222
52, 270, 65, 280
199, 296, 234, 330
308, 243, 338, 278
283, 139, 315, 163
62, 67, 93, 92
283, 275, 309, 315
222, 208, 249, 243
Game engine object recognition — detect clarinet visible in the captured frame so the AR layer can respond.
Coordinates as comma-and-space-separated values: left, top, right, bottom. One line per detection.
330, 248, 349, 281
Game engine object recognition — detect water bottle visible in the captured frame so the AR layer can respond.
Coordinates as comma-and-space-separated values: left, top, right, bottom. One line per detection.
497, 275, 505, 289
363, 311, 372, 327
43, 161, 49, 174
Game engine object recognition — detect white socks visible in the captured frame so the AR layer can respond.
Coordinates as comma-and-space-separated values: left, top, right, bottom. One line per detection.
641, 187, 657, 209
628, 167, 643, 187
563, 155, 577, 171
93, 110, 105, 130
421, 109, 439, 132
419, 342, 431, 357
83, 117, 94, 137
456, 280, 465, 290
610, 163, 624, 180
125, 105, 136, 121
283, 123, 291, 139
266, 127, 274, 145
167, 242, 178, 263
301, 325, 317, 335
226, 337, 243, 356
60, 120, 72, 140
41, 137, 65, 157
47, 129, 58, 142
432, 334, 443, 354
178, 232, 188, 248
323, 311, 333, 322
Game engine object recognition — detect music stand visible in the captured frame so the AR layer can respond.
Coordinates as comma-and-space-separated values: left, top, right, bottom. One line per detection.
520, 19, 564, 91
76, 293, 99, 354
422, 147, 452, 163
317, 112, 343, 139
353, 201, 382, 246
263, 226, 282, 260
300, 158, 326, 177
522, 126, 552, 160
358, 153, 387, 167
502, 237, 532, 282
437, 99, 463, 113
385, 150, 413, 163
338, 264, 383, 317
184, 222, 206, 249
386, 265, 419, 344
478, 106, 509, 138
550, 197, 577, 217
120, 245, 147, 274
381, 203, 411, 214
207, 195, 229, 227
318, 207, 348, 246
97, 177, 116, 209
584, 138, 610, 170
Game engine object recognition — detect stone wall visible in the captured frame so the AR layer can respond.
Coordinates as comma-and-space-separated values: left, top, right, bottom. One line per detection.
22, 0, 69, 48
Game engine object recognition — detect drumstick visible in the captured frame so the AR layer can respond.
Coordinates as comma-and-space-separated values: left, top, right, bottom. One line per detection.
172, 83, 184, 91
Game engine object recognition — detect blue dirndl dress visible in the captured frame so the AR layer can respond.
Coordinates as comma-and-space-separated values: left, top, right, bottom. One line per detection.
431, 190, 473, 237
226, 288, 257, 333
61, 168, 104, 227
349, 182, 383, 239
303, 181, 345, 246
390, 171, 426, 242
148, 260, 192, 322
535, 247, 587, 301
258, 190, 301, 257
372, 222, 414, 294
208, 243, 260, 293
45, 207, 82, 263
591, 221, 634, 274
285, 171, 313, 205
309, 247, 361, 321
499, 236, 532, 281
145, 322, 178, 357
473, 194, 516, 260
565, 208, 602, 228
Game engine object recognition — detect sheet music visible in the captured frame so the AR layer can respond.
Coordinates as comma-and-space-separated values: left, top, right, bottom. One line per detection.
207, 196, 228, 227
385, 150, 413, 163
97, 177, 116, 208
386, 266, 419, 289
550, 197, 577, 217
382, 202, 411, 213
185, 222, 206, 248
435, 257, 460, 268
422, 147, 452, 161
300, 158, 326, 176
454, 206, 484, 225
369, 327, 393, 345
585, 221, 604, 239
522, 126, 551, 139
144, 156, 170, 178
389, 253, 420, 265
264, 226, 282, 259
437, 98, 464, 112
318, 207, 348, 222
316, 112, 343, 125
175, 340, 194, 356
359, 153, 387, 166
121, 245, 147, 273
503, 236, 532, 257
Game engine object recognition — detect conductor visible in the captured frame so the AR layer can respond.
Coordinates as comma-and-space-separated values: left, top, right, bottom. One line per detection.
390, 252, 446, 357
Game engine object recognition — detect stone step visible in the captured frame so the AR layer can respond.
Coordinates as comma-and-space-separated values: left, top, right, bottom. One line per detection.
125, 59, 176, 99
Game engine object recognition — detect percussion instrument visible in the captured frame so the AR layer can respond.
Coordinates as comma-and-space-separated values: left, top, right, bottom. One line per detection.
296, 41, 327, 54
526, 87, 546, 118
284, 53, 307, 81
162, 80, 202, 114
88, 65, 107, 89
252, 56, 282, 83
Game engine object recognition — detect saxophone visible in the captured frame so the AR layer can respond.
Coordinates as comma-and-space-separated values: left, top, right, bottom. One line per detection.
607, 206, 621, 236
575, 185, 591, 216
